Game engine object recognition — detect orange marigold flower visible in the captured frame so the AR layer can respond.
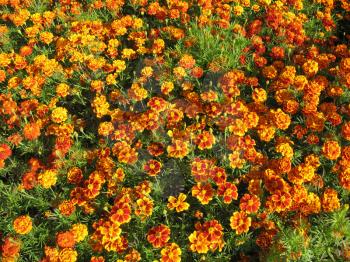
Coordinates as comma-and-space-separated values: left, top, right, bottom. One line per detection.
322, 140, 341, 160
147, 224, 171, 248
267, 190, 292, 213
13, 215, 32, 235
192, 183, 214, 205
339, 168, 350, 190
217, 182, 238, 204
270, 108, 291, 130
188, 231, 209, 254
230, 211, 251, 235
147, 97, 168, 112
321, 188, 340, 212
0, 143, 12, 160
302, 59, 318, 77
1, 237, 21, 258
56, 231, 76, 248
178, 54, 196, 69
21, 171, 37, 190
239, 194, 261, 214
167, 140, 189, 159
40, 31, 54, 44
342, 122, 350, 140
195, 131, 216, 150
58, 200, 76, 216
135, 197, 154, 220
110, 203, 131, 225
167, 193, 190, 212
23, 122, 41, 140
144, 159, 162, 176
67, 167, 83, 184
160, 242, 182, 262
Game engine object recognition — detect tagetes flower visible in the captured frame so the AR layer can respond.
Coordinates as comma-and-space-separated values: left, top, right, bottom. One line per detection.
188, 231, 209, 254
71, 223, 88, 242
51, 107, 68, 123
239, 194, 261, 214
144, 159, 162, 176
13, 215, 32, 235
321, 188, 340, 212
160, 242, 181, 262
0, 143, 12, 160
147, 224, 171, 248
135, 197, 154, 220
192, 183, 214, 205
167, 139, 189, 158
1, 237, 21, 259
59, 248, 78, 262
38, 169, 58, 188
195, 131, 216, 150
167, 193, 190, 212
267, 190, 292, 213
23, 122, 41, 141
57, 231, 76, 248
230, 211, 251, 235
322, 140, 341, 160
217, 182, 238, 204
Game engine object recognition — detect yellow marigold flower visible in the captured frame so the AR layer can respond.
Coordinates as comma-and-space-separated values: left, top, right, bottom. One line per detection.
322, 188, 340, 212
71, 224, 88, 242
13, 215, 32, 235
275, 142, 294, 159
40, 31, 54, 45
38, 170, 58, 189
302, 59, 318, 77
51, 107, 68, 123
113, 59, 126, 73
59, 248, 78, 262
233, 5, 244, 16
167, 193, 190, 212
56, 83, 70, 97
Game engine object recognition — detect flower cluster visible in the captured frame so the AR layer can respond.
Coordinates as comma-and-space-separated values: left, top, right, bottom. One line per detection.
1, 0, 350, 261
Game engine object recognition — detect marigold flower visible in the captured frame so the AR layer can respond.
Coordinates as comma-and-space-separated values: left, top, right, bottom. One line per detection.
23, 122, 41, 140
321, 188, 340, 212
167, 193, 190, 212
239, 194, 260, 213
217, 182, 238, 204
230, 211, 251, 235
58, 200, 76, 216
339, 168, 350, 190
13, 215, 32, 235
0, 143, 12, 160
56, 231, 76, 248
1, 237, 21, 258
195, 131, 216, 150
135, 197, 154, 220
51, 107, 68, 123
192, 183, 214, 205
160, 242, 181, 262
144, 159, 162, 176
188, 231, 210, 254
59, 248, 78, 262
147, 224, 171, 248
267, 190, 292, 213
302, 59, 318, 77
167, 140, 189, 159
71, 223, 88, 242
38, 169, 58, 188
40, 31, 54, 44
322, 140, 341, 160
